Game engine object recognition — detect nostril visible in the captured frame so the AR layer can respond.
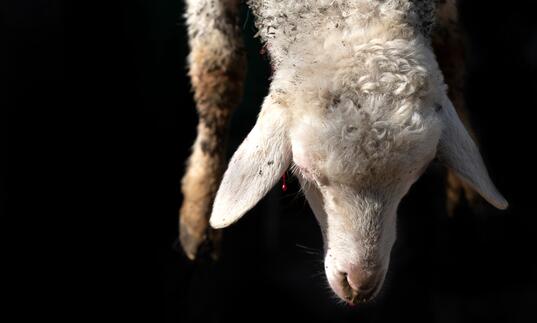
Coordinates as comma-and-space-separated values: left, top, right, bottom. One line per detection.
346, 270, 380, 295
329, 265, 384, 304
340, 272, 351, 289
331, 270, 382, 305
345, 272, 361, 291
358, 280, 376, 293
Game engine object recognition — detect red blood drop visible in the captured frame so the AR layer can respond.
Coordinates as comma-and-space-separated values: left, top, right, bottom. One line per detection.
282, 173, 287, 192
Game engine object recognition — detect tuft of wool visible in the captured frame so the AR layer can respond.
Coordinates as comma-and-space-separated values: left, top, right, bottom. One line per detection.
248, 0, 446, 188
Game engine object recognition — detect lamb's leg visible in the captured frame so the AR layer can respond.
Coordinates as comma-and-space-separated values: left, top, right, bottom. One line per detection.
180, 0, 246, 260
432, 0, 479, 216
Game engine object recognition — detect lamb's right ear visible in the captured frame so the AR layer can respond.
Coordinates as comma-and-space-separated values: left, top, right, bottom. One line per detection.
210, 99, 291, 229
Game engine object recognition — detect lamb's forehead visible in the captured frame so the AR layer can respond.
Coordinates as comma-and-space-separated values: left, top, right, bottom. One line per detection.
290, 93, 441, 182
279, 37, 445, 112
291, 89, 437, 130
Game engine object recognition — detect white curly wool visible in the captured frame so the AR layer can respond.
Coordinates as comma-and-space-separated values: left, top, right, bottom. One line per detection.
243, 0, 446, 188
206, 0, 507, 303
248, 0, 436, 65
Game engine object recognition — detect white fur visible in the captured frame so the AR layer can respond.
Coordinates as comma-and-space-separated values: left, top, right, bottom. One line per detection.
210, 94, 292, 228
209, 0, 507, 303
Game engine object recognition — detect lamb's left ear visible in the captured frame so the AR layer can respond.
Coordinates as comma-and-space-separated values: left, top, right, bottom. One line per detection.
209, 99, 292, 229
437, 99, 508, 210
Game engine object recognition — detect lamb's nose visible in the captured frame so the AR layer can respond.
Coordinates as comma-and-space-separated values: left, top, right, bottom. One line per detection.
344, 266, 380, 301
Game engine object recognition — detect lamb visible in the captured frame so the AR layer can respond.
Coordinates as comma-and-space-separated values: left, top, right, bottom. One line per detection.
180, 0, 508, 305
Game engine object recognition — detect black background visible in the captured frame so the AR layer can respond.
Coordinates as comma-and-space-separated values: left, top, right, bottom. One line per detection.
6, 1, 537, 322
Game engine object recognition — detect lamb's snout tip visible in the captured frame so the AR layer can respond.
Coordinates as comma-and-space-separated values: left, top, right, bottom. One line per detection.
330, 265, 383, 306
